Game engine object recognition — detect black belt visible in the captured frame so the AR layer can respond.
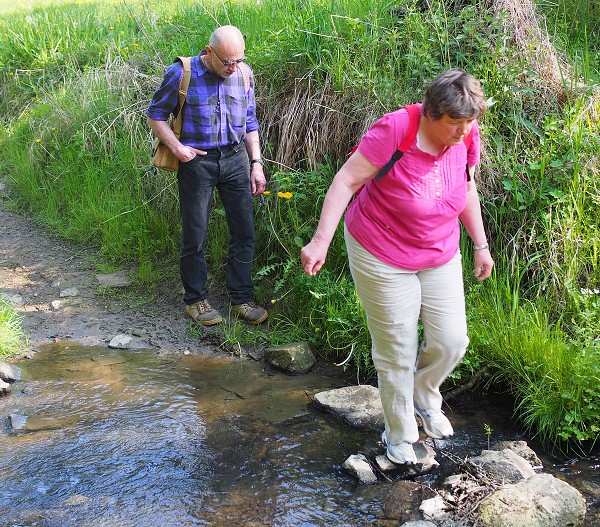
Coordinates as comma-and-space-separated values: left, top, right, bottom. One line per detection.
202, 142, 244, 157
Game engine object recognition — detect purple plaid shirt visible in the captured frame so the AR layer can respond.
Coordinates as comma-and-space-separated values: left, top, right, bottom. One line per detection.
146, 53, 259, 149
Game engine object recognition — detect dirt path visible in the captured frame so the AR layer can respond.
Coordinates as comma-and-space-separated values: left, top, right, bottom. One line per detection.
0, 189, 219, 357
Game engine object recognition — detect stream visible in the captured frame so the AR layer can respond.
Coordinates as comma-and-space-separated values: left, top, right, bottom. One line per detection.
1, 342, 598, 526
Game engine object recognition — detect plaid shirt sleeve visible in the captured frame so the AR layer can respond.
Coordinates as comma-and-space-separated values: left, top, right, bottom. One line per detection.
146, 62, 181, 121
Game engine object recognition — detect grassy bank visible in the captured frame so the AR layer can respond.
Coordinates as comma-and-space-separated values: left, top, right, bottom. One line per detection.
0, 0, 598, 452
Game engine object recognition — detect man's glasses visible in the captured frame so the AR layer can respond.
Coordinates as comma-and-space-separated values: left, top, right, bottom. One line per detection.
209, 46, 246, 67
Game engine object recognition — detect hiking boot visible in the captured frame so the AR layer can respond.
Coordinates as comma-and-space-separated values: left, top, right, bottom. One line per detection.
185, 300, 223, 326
381, 431, 416, 465
414, 402, 454, 439
231, 302, 268, 325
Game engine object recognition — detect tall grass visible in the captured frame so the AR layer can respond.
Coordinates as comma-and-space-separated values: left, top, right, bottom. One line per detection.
0, 299, 27, 360
468, 272, 599, 450
0, 0, 598, 451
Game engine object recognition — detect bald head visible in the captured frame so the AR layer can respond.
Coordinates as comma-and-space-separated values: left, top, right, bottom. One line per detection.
204, 25, 246, 78
209, 25, 245, 50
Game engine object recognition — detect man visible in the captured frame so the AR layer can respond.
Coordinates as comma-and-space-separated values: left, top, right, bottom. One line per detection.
147, 25, 268, 326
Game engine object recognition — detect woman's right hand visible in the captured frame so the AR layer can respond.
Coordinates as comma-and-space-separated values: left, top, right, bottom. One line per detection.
301, 239, 329, 276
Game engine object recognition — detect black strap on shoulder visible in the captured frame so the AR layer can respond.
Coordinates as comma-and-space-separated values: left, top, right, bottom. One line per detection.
374, 150, 403, 181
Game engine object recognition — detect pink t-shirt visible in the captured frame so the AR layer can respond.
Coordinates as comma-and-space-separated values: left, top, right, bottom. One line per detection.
345, 103, 480, 271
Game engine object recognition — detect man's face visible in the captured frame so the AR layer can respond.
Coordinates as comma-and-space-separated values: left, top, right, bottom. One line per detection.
206, 43, 246, 78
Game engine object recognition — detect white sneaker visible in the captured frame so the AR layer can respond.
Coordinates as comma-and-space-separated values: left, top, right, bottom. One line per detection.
381, 431, 416, 465
414, 402, 454, 439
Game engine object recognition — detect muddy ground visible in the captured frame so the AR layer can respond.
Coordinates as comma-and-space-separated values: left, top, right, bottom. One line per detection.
0, 185, 227, 358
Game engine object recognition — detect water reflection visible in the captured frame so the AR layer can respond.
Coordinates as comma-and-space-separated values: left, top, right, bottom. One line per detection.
0, 343, 597, 526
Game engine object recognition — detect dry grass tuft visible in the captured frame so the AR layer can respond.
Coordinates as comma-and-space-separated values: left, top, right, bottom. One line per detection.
257, 76, 380, 172
494, 0, 572, 100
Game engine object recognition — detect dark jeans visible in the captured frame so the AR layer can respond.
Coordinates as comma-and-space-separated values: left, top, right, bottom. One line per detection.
177, 143, 254, 306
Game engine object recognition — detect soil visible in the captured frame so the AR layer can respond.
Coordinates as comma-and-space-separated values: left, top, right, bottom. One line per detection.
0, 186, 225, 358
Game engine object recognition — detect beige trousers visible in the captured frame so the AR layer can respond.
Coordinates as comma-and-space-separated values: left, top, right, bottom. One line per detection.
345, 226, 469, 444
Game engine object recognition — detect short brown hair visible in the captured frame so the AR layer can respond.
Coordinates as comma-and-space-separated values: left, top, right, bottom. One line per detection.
422, 68, 486, 120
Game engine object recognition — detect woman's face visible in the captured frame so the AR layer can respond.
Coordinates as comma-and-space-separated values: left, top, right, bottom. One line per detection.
430, 114, 476, 147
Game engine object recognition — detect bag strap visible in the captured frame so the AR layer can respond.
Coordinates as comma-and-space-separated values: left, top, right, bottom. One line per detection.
373, 103, 421, 180
171, 56, 192, 139
239, 62, 251, 93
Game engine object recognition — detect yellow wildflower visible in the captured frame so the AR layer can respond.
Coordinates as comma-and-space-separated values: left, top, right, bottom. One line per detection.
263, 191, 270, 196
277, 191, 293, 199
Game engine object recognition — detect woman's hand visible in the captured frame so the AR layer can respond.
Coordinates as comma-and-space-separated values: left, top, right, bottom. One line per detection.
473, 249, 494, 281
301, 239, 329, 276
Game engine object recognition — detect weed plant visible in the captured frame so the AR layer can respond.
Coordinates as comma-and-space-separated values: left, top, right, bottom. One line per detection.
0, 0, 598, 452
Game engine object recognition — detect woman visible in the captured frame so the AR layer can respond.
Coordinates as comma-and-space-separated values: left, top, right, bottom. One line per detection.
301, 69, 494, 465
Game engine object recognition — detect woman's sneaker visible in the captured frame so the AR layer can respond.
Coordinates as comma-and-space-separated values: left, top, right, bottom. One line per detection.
381, 431, 416, 465
414, 402, 454, 439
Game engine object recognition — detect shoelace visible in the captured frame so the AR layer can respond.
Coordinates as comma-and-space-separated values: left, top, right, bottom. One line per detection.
198, 300, 213, 313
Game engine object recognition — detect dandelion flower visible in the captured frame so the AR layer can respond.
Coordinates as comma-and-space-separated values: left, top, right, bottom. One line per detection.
270, 299, 276, 304
263, 191, 270, 196
51, 127, 56, 132
35, 138, 41, 143
277, 191, 293, 199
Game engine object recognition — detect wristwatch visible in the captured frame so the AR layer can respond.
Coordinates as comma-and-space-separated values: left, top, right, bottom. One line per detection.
251, 158, 264, 166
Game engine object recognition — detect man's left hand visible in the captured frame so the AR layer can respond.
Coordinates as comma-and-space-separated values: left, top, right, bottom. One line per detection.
251, 164, 266, 196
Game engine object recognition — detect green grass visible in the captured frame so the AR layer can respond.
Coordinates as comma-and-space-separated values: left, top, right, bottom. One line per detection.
0, 0, 598, 452
468, 274, 600, 452
0, 299, 27, 360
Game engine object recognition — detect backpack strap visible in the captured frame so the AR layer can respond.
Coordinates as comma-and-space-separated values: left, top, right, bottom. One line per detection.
373, 103, 421, 180
238, 62, 251, 94
172, 56, 192, 139
463, 126, 474, 181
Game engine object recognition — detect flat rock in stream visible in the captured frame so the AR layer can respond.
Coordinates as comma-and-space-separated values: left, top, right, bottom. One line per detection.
0, 362, 22, 382
490, 440, 543, 469
0, 379, 11, 395
9, 413, 27, 430
108, 334, 152, 350
375, 441, 439, 475
313, 384, 384, 428
469, 449, 536, 483
264, 341, 316, 375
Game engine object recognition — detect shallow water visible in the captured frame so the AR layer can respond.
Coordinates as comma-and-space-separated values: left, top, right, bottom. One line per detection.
0, 343, 598, 526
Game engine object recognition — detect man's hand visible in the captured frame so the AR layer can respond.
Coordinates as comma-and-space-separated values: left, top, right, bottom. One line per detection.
176, 145, 207, 162
251, 164, 266, 195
